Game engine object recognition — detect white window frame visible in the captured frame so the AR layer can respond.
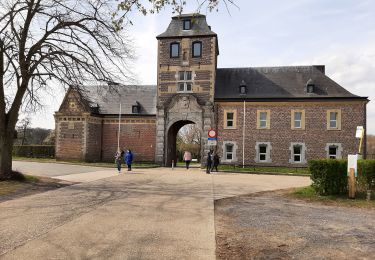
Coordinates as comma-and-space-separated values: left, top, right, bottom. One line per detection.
226, 112, 234, 128
294, 111, 302, 129
255, 142, 272, 163
225, 143, 234, 161
293, 145, 302, 163
259, 112, 267, 128
177, 71, 193, 93
259, 144, 267, 162
329, 112, 337, 128
221, 141, 238, 163
289, 142, 307, 164
325, 143, 343, 159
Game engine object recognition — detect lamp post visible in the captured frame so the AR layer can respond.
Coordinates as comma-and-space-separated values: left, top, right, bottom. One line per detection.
239, 80, 247, 168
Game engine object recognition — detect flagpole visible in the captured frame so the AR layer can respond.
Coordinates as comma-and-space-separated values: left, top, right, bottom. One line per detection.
117, 100, 121, 152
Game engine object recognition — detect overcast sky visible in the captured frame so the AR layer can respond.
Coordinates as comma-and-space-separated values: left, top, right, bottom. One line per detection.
31, 0, 375, 134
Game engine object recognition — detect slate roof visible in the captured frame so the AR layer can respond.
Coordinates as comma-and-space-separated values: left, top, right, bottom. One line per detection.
214, 66, 366, 100
82, 84, 157, 115
157, 13, 217, 38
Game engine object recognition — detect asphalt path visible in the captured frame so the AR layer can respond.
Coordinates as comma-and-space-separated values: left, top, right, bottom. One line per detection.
1, 164, 311, 259
12, 161, 108, 177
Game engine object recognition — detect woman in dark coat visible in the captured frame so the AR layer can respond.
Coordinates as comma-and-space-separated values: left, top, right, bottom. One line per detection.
124, 150, 133, 171
206, 150, 213, 174
212, 153, 220, 172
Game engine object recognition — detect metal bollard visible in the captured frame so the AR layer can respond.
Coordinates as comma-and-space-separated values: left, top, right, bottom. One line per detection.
172, 160, 174, 170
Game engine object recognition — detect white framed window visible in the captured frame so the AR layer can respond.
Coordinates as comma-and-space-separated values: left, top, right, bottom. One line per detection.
327, 109, 341, 130
329, 112, 337, 128
328, 146, 337, 159
325, 143, 343, 159
222, 141, 238, 163
260, 112, 267, 128
257, 110, 270, 129
177, 71, 192, 92
225, 143, 233, 160
294, 112, 302, 128
293, 145, 302, 162
289, 143, 307, 164
255, 142, 272, 163
259, 145, 267, 162
226, 112, 234, 127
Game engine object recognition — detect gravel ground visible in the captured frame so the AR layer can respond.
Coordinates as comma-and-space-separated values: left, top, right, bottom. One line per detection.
215, 191, 375, 260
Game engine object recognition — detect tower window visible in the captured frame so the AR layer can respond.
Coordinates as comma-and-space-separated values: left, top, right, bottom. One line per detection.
170, 42, 180, 58
192, 41, 202, 58
177, 71, 192, 92
183, 20, 191, 30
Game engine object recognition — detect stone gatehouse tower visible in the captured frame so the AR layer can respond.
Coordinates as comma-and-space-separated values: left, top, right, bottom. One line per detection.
155, 14, 218, 165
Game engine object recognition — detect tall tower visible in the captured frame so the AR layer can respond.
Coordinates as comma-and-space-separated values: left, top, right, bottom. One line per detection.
155, 14, 219, 165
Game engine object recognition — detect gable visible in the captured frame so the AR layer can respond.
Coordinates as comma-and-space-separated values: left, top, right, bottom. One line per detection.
58, 87, 91, 115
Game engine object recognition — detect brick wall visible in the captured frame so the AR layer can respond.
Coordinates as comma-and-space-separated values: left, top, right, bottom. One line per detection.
85, 120, 102, 162
55, 120, 85, 160
216, 101, 366, 167
101, 117, 156, 162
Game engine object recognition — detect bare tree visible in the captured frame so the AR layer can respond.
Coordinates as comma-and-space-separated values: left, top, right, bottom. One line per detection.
0, 0, 134, 179
0, 0, 236, 179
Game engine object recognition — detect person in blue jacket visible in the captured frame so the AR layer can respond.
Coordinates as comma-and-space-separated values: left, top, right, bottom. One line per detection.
124, 150, 133, 171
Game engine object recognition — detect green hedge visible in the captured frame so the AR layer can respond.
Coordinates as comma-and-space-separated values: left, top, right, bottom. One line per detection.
309, 159, 375, 195
12, 145, 55, 158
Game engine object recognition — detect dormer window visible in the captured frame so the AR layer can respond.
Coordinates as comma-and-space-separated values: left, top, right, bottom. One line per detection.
132, 102, 141, 114
183, 20, 191, 30
239, 80, 247, 95
306, 78, 315, 93
170, 42, 180, 58
192, 41, 202, 58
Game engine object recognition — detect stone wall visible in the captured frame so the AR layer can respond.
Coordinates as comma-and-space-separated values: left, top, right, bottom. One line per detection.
216, 101, 367, 167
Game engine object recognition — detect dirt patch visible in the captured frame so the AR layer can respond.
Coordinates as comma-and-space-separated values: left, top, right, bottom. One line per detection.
0, 177, 73, 203
215, 190, 375, 259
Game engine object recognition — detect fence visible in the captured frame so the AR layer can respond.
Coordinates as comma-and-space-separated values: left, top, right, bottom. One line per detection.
367, 154, 375, 160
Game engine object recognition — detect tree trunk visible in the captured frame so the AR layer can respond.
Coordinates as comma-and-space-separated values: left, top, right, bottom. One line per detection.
0, 131, 14, 180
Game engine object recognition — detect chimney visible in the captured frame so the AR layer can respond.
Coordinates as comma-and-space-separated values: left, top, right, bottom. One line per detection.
313, 65, 325, 74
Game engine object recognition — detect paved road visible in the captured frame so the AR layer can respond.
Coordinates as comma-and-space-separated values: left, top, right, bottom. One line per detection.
0, 165, 311, 259
12, 161, 108, 177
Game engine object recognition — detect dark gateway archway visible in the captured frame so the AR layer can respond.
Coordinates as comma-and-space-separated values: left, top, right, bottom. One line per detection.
166, 120, 197, 167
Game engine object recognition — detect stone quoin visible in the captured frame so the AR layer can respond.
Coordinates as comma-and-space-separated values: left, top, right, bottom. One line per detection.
55, 14, 368, 166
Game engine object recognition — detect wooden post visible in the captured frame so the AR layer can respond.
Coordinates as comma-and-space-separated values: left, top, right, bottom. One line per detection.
172, 160, 174, 170
348, 168, 356, 199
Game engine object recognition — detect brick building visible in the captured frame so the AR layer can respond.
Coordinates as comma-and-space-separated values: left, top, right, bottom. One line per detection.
55, 14, 368, 166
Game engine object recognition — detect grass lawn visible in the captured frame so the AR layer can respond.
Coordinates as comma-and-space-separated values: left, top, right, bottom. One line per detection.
289, 186, 375, 209
13, 157, 160, 168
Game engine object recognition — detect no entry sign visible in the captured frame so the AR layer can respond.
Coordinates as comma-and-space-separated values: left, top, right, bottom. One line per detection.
208, 129, 216, 138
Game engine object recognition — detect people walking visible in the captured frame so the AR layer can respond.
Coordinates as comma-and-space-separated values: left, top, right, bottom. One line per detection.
212, 153, 220, 172
183, 151, 192, 170
206, 150, 213, 174
115, 150, 124, 173
124, 149, 133, 171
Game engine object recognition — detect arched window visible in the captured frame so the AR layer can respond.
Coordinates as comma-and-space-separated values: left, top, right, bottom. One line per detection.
170, 42, 180, 58
192, 41, 202, 58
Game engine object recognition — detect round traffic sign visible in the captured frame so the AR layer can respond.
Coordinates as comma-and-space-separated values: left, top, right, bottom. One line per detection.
208, 129, 216, 138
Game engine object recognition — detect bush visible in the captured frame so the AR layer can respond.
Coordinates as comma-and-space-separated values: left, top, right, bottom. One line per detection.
309, 159, 375, 196
358, 160, 375, 191
12, 145, 55, 158
309, 159, 347, 195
